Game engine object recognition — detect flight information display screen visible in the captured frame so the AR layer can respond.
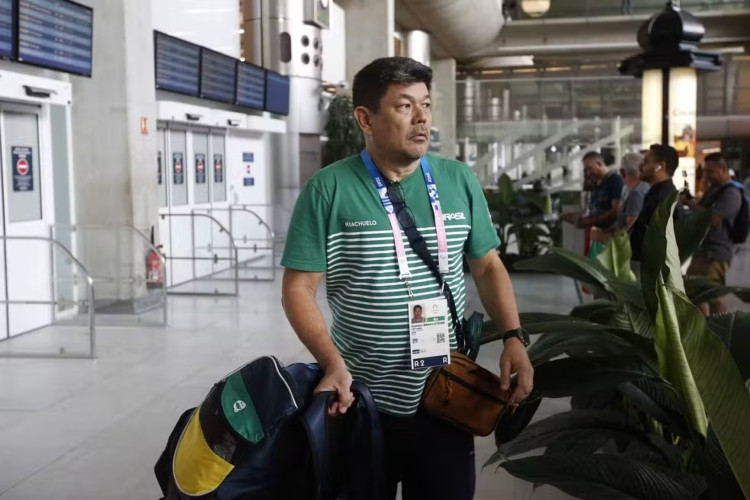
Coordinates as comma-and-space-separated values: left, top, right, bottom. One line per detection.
236, 61, 265, 110
17, 0, 93, 76
265, 70, 290, 116
200, 48, 236, 104
0, 0, 14, 59
154, 31, 200, 96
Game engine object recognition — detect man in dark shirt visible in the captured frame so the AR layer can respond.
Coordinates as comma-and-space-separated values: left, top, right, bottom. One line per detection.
685, 152, 743, 315
563, 151, 624, 230
629, 144, 679, 262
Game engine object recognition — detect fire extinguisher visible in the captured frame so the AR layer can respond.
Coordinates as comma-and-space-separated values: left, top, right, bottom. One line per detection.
146, 226, 164, 289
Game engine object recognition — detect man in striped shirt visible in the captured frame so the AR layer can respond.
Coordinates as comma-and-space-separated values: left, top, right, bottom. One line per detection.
281, 57, 532, 499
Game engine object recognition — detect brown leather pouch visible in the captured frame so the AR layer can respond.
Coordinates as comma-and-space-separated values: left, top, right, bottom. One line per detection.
421, 352, 511, 437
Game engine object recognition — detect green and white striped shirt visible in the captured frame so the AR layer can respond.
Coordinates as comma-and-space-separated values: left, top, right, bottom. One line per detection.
281, 154, 499, 416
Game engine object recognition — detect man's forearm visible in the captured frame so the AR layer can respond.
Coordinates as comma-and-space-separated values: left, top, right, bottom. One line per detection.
282, 283, 345, 370
581, 207, 618, 229
474, 258, 521, 334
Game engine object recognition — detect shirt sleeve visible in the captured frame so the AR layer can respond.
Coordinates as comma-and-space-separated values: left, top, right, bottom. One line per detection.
713, 186, 743, 223
280, 180, 331, 272
463, 170, 501, 259
623, 187, 646, 217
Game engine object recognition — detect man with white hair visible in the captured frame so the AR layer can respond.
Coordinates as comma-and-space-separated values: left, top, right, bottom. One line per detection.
591, 152, 648, 242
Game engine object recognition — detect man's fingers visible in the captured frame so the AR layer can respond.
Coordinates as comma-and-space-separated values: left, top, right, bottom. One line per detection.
338, 390, 355, 414
499, 358, 511, 391
509, 366, 534, 405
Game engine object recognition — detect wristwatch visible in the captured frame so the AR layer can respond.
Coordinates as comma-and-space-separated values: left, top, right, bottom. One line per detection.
502, 328, 530, 347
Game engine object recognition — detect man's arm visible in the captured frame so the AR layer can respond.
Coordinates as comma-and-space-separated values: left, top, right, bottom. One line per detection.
468, 250, 533, 405
281, 268, 354, 414
578, 201, 621, 229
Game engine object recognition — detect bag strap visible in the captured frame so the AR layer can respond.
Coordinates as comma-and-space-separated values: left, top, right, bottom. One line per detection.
399, 219, 466, 353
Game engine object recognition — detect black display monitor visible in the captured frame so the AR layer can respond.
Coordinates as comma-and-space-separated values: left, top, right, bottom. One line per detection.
0, 0, 15, 59
235, 61, 265, 110
265, 70, 290, 116
154, 31, 200, 97
17, 0, 93, 77
200, 48, 236, 104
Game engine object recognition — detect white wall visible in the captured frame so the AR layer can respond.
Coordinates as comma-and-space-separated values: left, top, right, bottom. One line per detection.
322, 1, 346, 85
151, 0, 241, 58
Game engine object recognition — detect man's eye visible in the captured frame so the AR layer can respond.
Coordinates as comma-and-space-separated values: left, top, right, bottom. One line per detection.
398, 104, 410, 110
423, 103, 431, 108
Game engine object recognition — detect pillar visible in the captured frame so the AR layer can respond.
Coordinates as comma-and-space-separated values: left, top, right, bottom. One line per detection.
339, 0, 395, 84
71, 0, 159, 301
432, 58, 457, 160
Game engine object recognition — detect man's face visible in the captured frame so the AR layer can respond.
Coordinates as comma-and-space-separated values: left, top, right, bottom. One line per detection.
640, 150, 662, 183
367, 82, 431, 161
704, 160, 725, 186
413, 307, 423, 320
583, 159, 603, 181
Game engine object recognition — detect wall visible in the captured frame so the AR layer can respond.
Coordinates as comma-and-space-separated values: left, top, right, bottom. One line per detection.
151, 0, 241, 57
432, 58, 457, 159
322, 1, 346, 85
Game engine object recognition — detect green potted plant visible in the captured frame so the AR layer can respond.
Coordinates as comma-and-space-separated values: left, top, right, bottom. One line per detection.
324, 93, 364, 166
482, 193, 750, 499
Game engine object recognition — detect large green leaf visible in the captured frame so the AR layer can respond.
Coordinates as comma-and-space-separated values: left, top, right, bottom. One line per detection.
528, 330, 656, 370
705, 312, 750, 380
570, 299, 619, 323
494, 398, 541, 446
665, 287, 750, 497
684, 276, 750, 306
640, 192, 685, 318
611, 302, 655, 338
675, 209, 713, 263
654, 279, 708, 437
617, 380, 688, 437
488, 410, 669, 463
497, 454, 706, 500
483, 312, 618, 344
532, 356, 659, 399
596, 230, 637, 283
497, 173, 515, 207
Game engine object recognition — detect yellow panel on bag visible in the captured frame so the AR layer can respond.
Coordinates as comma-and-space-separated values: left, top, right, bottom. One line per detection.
174, 407, 234, 496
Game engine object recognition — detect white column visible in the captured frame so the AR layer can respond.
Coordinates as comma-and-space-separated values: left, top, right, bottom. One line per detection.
432, 58, 456, 160
668, 68, 698, 194
340, 0, 395, 84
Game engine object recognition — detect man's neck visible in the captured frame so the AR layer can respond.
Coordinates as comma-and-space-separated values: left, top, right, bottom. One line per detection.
625, 177, 641, 190
650, 175, 669, 187
366, 147, 421, 183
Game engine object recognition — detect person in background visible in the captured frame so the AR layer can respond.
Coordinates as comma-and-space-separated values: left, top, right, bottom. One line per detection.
562, 151, 624, 231
685, 152, 743, 315
629, 144, 680, 263
591, 152, 648, 244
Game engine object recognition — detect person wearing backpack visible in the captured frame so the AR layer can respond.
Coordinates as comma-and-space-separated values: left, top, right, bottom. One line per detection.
686, 152, 748, 315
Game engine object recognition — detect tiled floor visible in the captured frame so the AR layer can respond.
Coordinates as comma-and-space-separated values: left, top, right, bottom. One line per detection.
0, 247, 748, 500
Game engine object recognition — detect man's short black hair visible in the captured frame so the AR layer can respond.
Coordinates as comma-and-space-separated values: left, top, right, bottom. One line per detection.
704, 152, 728, 169
353, 57, 433, 112
413, 305, 422, 312
649, 144, 679, 176
582, 151, 604, 164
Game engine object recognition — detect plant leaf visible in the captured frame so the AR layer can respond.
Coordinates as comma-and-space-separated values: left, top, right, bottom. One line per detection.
570, 299, 619, 323
497, 173, 515, 206
665, 287, 750, 497
684, 276, 750, 306
705, 312, 750, 380
597, 230, 637, 283
675, 209, 713, 263
616, 380, 688, 437
497, 454, 706, 500
528, 330, 656, 370
533, 356, 659, 399
654, 280, 708, 437
640, 192, 685, 318
493, 410, 662, 461
494, 398, 541, 446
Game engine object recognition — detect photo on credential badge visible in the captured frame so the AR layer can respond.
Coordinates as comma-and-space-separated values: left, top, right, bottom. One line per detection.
411, 303, 425, 324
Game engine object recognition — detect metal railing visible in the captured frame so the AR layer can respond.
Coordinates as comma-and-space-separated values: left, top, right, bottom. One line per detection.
159, 212, 239, 297
0, 235, 96, 359
50, 224, 168, 327
193, 206, 276, 282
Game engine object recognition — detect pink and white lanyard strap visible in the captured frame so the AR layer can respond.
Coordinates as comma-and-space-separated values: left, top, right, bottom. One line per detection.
360, 150, 450, 295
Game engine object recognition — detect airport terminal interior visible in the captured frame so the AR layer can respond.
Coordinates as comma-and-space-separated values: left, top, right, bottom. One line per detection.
0, 0, 749, 498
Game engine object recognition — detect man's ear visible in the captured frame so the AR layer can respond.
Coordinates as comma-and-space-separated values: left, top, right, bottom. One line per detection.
354, 106, 374, 137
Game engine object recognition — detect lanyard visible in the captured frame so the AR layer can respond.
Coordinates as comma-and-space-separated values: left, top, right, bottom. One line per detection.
360, 150, 450, 290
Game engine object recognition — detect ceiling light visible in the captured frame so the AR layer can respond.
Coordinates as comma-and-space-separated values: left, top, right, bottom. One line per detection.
521, 0, 551, 17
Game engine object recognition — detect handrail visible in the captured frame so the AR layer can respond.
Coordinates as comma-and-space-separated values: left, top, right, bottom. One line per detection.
193, 206, 276, 282
0, 235, 96, 359
51, 224, 168, 327
160, 212, 239, 297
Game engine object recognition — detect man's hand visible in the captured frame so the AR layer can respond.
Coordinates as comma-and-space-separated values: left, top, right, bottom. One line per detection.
499, 338, 534, 406
315, 360, 355, 416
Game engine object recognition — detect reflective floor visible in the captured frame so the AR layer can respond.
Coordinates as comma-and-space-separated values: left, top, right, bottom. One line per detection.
0, 247, 747, 499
